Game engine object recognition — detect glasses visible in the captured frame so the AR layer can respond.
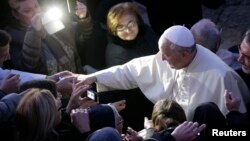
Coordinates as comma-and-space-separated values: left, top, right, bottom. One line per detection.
238, 45, 250, 61
116, 20, 137, 32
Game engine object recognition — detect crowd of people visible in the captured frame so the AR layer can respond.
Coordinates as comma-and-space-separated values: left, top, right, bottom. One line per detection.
0, 0, 249, 141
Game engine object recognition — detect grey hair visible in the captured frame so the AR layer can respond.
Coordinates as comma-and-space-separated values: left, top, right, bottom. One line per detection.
170, 43, 196, 54
158, 36, 196, 54
242, 28, 250, 46
190, 18, 220, 52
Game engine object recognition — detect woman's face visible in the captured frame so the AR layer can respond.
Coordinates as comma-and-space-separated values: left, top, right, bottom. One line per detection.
13, 0, 39, 26
116, 14, 139, 41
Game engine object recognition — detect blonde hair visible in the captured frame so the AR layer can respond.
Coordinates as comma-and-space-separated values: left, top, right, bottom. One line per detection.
16, 88, 57, 141
151, 99, 186, 131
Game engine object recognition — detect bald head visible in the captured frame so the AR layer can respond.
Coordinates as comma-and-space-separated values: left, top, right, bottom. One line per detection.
190, 19, 221, 52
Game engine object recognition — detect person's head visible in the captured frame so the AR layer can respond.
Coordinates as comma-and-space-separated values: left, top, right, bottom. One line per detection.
190, 18, 221, 53
20, 79, 57, 97
0, 30, 11, 66
238, 28, 250, 73
8, 0, 39, 26
158, 25, 196, 69
88, 104, 116, 132
15, 88, 61, 141
107, 2, 141, 41
151, 99, 186, 132
86, 127, 123, 141
19, 79, 62, 125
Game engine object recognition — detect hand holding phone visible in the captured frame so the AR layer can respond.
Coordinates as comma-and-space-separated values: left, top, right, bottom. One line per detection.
86, 90, 99, 102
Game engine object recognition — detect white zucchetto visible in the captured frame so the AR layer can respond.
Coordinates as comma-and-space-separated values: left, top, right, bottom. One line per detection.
159, 25, 195, 48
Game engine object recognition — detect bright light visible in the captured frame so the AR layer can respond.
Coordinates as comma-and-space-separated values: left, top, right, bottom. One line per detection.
44, 7, 62, 21
42, 7, 64, 35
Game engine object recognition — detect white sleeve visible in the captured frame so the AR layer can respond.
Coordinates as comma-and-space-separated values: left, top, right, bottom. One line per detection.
94, 55, 156, 92
94, 64, 138, 92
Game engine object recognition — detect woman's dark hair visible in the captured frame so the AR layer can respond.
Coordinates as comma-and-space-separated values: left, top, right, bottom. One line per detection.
0, 30, 11, 47
20, 79, 58, 98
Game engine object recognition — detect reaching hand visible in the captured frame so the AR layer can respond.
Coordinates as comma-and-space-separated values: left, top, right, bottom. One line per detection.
76, 74, 97, 85
31, 13, 43, 31
66, 82, 98, 113
171, 121, 206, 141
110, 99, 126, 112
0, 74, 20, 94
224, 90, 241, 112
124, 127, 143, 141
144, 117, 153, 129
47, 71, 74, 82
70, 108, 91, 134
56, 76, 76, 95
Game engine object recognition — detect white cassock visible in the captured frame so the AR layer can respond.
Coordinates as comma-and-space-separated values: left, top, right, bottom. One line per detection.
93, 44, 250, 120
0, 68, 46, 84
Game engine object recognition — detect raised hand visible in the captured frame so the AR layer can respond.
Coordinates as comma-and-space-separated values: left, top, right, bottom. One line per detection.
70, 108, 91, 134
75, 1, 87, 19
171, 121, 206, 141
0, 74, 20, 94
47, 71, 74, 82
224, 90, 241, 112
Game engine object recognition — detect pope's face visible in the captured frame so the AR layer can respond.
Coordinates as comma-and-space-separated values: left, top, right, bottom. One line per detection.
238, 38, 250, 71
160, 41, 186, 69
160, 41, 188, 69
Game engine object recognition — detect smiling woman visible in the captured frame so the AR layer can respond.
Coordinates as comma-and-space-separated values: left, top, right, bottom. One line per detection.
105, 2, 159, 67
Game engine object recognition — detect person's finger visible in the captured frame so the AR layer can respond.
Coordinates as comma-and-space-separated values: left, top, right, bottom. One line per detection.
195, 123, 206, 134
189, 122, 199, 132
6, 74, 17, 79
185, 121, 194, 129
224, 90, 231, 102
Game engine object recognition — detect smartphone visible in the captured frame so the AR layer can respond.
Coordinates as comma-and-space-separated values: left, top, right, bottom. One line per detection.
86, 90, 99, 102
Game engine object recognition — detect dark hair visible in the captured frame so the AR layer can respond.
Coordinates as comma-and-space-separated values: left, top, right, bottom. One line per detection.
88, 104, 116, 131
0, 30, 11, 47
20, 79, 58, 98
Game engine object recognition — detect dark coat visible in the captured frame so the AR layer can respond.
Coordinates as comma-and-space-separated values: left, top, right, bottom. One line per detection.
105, 25, 158, 67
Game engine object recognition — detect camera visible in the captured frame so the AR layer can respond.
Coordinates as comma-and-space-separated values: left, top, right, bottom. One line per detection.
87, 90, 99, 102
